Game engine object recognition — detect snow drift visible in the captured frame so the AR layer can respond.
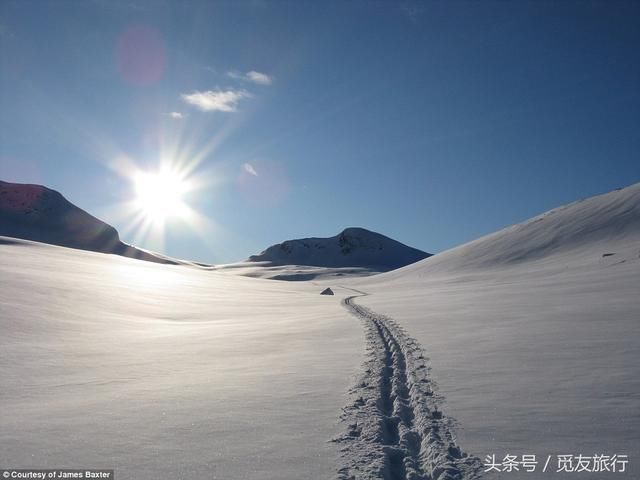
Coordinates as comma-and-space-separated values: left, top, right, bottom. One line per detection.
0, 180, 177, 264
0, 241, 363, 480
248, 227, 430, 271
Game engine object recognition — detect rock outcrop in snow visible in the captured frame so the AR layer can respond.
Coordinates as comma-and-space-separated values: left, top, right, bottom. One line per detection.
0, 180, 177, 264
248, 227, 430, 271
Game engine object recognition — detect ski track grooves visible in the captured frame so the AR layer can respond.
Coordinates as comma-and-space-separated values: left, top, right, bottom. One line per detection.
335, 294, 481, 480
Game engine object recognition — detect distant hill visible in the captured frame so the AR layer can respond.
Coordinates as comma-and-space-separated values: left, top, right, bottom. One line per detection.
0, 180, 177, 264
248, 227, 430, 271
369, 182, 640, 281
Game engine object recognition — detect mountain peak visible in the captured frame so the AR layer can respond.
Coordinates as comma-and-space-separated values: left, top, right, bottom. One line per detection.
339, 226, 370, 235
248, 227, 430, 271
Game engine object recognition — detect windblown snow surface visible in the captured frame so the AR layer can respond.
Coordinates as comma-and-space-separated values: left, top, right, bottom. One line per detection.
1, 183, 639, 480
343, 183, 640, 479
210, 261, 379, 281
0, 238, 364, 480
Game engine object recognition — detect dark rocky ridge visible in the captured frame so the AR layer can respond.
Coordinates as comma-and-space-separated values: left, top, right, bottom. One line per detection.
0, 180, 177, 264
248, 227, 430, 271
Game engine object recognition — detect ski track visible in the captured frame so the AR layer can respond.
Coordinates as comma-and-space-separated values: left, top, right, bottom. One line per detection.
334, 293, 482, 480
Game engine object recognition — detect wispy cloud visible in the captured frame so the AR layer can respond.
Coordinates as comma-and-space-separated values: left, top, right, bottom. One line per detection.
246, 71, 272, 85
168, 111, 184, 119
181, 89, 251, 112
227, 70, 272, 86
243, 163, 258, 176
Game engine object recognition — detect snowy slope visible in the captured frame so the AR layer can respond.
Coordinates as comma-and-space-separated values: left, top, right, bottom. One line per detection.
211, 260, 379, 281
0, 239, 363, 480
378, 183, 640, 277
248, 227, 430, 271
0, 180, 177, 264
345, 183, 640, 478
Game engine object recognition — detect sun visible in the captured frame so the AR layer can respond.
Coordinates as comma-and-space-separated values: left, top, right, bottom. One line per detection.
134, 168, 189, 222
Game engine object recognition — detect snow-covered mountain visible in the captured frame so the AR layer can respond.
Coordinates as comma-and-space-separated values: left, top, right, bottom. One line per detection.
248, 227, 431, 270
368, 182, 640, 280
0, 180, 177, 264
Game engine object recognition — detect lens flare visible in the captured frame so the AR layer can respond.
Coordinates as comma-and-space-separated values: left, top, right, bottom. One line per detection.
134, 169, 189, 221
115, 25, 166, 86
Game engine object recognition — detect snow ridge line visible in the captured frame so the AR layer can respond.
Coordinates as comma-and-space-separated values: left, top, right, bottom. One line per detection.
334, 295, 482, 480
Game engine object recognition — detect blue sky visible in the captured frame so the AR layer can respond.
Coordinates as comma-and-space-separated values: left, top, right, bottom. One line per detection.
1, 1, 639, 263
